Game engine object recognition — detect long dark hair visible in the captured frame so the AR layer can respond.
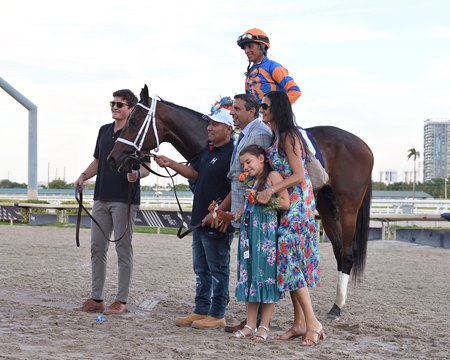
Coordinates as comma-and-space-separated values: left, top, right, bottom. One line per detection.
265, 91, 302, 155
239, 144, 272, 192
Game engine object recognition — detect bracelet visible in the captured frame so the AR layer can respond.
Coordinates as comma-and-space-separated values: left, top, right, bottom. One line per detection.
270, 187, 275, 194
81, 172, 87, 179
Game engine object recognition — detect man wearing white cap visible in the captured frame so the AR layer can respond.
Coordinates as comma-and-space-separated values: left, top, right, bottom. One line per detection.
154, 106, 235, 330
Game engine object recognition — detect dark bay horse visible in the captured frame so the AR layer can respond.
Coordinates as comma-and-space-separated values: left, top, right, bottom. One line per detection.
108, 85, 374, 319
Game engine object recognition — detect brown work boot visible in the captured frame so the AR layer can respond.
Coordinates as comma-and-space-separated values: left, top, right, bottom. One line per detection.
224, 319, 246, 333
103, 301, 128, 315
175, 313, 207, 327
76, 298, 104, 313
191, 315, 226, 330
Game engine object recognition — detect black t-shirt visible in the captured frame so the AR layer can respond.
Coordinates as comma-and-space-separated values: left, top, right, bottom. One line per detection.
191, 141, 234, 232
93, 123, 141, 205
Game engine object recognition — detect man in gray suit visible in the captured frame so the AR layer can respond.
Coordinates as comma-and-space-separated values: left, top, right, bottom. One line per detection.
228, 94, 273, 218
216, 93, 273, 333
215, 94, 272, 221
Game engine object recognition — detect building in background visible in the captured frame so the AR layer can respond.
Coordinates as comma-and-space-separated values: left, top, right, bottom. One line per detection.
423, 118, 450, 181
379, 169, 398, 184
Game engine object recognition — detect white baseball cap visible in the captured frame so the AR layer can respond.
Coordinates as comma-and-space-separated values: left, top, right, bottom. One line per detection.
202, 108, 234, 129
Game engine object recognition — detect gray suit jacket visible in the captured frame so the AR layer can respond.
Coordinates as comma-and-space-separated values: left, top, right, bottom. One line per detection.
228, 119, 273, 214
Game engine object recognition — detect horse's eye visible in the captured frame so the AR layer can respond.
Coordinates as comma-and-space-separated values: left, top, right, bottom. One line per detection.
129, 118, 138, 127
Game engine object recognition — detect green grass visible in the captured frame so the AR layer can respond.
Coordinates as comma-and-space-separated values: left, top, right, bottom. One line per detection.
0, 221, 183, 235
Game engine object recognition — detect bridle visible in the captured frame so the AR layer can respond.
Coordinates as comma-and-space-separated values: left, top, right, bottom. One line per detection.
116, 98, 160, 153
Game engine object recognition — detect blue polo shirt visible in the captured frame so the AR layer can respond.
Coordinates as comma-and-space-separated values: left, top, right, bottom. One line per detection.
191, 141, 234, 233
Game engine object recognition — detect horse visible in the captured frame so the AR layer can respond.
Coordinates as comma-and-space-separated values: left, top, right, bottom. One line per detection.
108, 85, 374, 319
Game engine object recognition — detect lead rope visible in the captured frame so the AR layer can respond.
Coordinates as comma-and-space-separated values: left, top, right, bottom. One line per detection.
75, 185, 133, 247
133, 154, 201, 239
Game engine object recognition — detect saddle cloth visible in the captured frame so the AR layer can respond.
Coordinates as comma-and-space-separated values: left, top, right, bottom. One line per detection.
297, 127, 326, 167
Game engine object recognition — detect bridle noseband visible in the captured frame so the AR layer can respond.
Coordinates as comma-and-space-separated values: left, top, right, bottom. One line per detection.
115, 98, 160, 153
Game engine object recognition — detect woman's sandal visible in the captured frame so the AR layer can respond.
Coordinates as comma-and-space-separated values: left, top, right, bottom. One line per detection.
301, 327, 326, 346
251, 325, 270, 342
274, 327, 306, 341
229, 324, 255, 339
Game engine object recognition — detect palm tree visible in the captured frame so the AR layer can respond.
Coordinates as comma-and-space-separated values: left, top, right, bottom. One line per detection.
407, 148, 420, 199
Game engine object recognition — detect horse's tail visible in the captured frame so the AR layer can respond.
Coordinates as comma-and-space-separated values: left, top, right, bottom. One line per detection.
351, 181, 372, 283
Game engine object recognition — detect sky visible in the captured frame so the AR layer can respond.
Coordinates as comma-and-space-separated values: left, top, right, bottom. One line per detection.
1, 0, 449, 188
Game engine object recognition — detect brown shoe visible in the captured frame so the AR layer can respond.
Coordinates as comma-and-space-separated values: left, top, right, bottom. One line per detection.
76, 299, 104, 313
103, 301, 128, 315
175, 313, 207, 327
191, 316, 226, 330
224, 319, 246, 333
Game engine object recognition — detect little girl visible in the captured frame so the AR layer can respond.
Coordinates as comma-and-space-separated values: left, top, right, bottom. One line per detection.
231, 144, 289, 341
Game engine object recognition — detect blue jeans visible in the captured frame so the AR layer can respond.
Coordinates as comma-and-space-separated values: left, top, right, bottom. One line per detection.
192, 228, 233, 318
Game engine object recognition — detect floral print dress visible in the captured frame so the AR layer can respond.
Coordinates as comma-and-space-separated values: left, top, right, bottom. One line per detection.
235, 183, 279, 303
267, 142, 320, 294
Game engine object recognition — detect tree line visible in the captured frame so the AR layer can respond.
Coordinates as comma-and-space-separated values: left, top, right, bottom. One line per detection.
0, 179, 191, 192
373, 178, 449, 199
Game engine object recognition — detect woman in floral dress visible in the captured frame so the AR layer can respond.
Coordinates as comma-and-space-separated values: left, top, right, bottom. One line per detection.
232, 145, 289, 341
256, 91, 325, 346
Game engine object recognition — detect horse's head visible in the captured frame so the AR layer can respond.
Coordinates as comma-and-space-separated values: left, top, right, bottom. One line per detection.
108, 85, 160, 172
108, 84, 209, 172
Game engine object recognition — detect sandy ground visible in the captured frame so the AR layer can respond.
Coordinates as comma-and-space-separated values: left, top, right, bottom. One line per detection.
0, 225, 449, 360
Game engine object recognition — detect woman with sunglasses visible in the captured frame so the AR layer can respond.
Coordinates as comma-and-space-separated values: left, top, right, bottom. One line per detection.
237, 28, 301, 105
257, 91, 325, 346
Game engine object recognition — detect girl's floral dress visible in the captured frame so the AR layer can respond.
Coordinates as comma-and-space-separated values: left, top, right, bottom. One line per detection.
235, 183, 279, 303
267, 142, 320, 294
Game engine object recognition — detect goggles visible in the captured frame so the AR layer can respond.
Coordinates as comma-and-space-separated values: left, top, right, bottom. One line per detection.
237, 33, 269, 44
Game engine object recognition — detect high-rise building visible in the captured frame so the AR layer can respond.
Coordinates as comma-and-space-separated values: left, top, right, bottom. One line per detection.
423, 118, 450, 181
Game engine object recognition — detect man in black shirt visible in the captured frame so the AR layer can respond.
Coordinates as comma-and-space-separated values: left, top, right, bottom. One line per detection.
75, 89, 150, 315
154, 107, 234, 330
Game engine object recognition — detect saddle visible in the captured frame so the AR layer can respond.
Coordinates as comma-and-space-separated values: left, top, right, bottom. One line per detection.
208, 201, 234, 233
297, 127, 329, 191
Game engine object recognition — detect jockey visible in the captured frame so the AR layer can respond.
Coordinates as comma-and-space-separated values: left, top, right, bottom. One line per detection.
237, 28, 301, 105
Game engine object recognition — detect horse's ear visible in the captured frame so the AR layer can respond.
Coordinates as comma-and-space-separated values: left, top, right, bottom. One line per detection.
140, 85, 149, 103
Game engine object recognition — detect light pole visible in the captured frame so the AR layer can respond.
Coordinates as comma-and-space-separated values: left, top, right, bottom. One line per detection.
445, 178, 448, 201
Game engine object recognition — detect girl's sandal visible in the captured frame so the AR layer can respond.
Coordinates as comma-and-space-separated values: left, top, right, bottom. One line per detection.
251, 325, 270, 342
229, 324, 255, 339
301, 327, 326, 346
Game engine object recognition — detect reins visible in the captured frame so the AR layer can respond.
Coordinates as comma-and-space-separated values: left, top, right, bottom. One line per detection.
130, 151, 202, 239
75, 184, 134, 247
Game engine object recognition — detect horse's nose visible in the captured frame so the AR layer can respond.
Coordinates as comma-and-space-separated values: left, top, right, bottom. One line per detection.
107, 155, 117, 170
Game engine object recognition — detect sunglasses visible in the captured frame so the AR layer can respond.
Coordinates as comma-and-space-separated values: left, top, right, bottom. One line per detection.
260, 103, 270, 110
110, 101, 128, 109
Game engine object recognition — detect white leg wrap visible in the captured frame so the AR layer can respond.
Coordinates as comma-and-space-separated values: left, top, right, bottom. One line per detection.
334, 272, 350, 308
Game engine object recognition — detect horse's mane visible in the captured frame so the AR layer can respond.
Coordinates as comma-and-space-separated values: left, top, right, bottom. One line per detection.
158, 97, 205, 120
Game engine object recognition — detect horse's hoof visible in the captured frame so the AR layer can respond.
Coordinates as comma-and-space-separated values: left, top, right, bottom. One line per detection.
327, 303, 341, 320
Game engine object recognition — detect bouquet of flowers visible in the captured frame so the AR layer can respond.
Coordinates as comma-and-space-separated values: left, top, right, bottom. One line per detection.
238, 171, 280, 210
210, 96, 233, 115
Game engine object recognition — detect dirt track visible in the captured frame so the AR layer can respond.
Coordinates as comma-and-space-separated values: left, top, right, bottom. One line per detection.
0, 225, 449, 359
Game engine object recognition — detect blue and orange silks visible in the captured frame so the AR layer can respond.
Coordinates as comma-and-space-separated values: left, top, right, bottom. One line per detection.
245, 56, 301, 105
